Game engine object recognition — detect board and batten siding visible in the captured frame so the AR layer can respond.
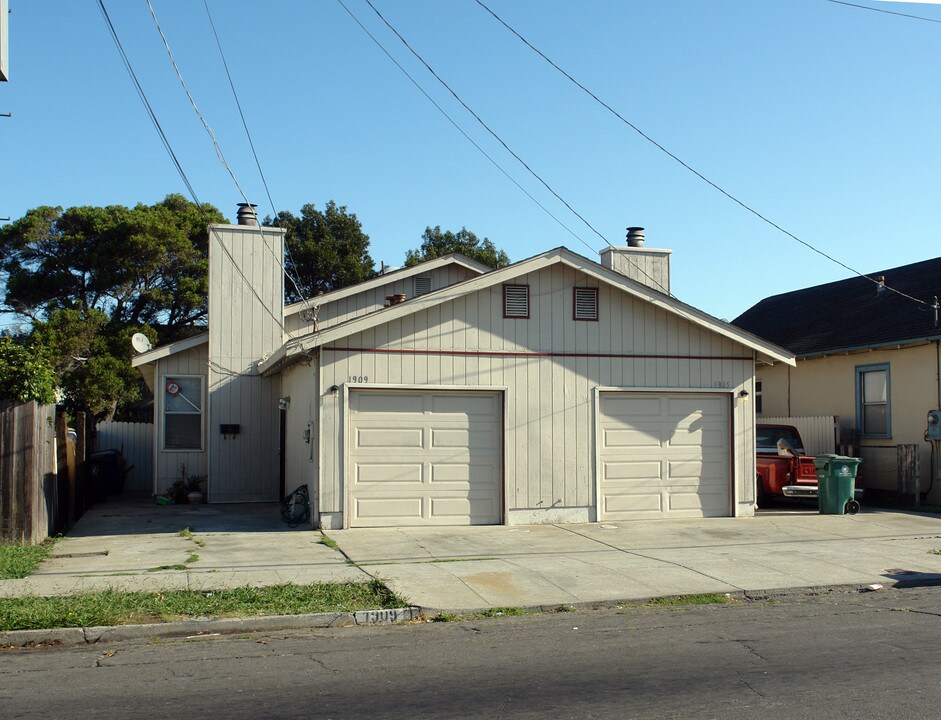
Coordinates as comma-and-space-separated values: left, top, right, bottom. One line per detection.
154, 344, 209, 494
281, 357, 319, 513
317, 264, 757, 527
284, 264, 480, 338
207, 225, 285, 503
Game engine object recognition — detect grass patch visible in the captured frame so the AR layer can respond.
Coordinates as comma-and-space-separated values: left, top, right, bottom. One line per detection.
185, 553, 199, 565
0, 539, 57, 580
933, 550, 941, 556
148, 564, 188, 572
318, 533, 341, 552
0, 579, 404, 631
480, 607, 530, 618
646, 593, 733, 607
179, 527, 206, 548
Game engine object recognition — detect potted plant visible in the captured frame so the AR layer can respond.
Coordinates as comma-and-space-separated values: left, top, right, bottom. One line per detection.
185, 474, 207, 504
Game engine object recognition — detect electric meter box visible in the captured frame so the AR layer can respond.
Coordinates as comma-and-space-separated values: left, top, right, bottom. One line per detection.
928, 410, 941, 440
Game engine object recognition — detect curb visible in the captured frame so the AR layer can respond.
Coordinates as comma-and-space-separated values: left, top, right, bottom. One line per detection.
0, 606, 422, 648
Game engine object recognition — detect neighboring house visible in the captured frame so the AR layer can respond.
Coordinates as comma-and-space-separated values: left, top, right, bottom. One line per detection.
134, 215, 794, 527
733, 257, 941, 503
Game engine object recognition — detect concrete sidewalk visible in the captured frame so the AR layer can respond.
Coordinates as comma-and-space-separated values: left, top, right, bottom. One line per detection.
3, 501, 941, 615
332, 509, 941, 612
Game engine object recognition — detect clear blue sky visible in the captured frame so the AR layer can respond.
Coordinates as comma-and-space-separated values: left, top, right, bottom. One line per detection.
2, 0, 939, 324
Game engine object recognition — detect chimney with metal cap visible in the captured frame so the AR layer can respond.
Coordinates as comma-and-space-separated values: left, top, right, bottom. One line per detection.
236, 202, 258, 226
600, 226, 672, 294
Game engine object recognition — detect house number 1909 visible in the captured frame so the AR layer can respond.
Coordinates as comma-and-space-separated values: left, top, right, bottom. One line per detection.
347, 376, 368, 383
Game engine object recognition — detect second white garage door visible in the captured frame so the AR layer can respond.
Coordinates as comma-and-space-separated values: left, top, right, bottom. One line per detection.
599, 392, 731, 520
348, 389, 502, 527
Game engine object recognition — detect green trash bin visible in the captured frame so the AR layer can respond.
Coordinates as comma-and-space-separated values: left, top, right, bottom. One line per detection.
814, 454, 862, 515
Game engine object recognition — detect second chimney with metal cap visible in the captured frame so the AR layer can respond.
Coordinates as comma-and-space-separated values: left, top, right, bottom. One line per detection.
236, 202, 259, 226
600, 227, 672, 294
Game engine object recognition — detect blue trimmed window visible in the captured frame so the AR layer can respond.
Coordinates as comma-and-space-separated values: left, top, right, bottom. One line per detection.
855, 364, 890, 438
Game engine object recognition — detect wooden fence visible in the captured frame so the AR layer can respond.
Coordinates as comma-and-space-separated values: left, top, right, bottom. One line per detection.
0, 401, 91, 544
96, 420, 153, 494
760, 415, 838, 455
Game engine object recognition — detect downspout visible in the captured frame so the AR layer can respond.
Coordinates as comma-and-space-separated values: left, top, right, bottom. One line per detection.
787, 364, 792, 417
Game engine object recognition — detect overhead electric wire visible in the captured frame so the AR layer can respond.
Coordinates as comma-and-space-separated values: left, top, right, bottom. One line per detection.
201, 0, 312, 313
96, 0, 200, 204
360, 1, 618, 254
146, 0, 287, 330
474, 0, 934, 310
825, 0, 941, 24
335, 0, 592, 257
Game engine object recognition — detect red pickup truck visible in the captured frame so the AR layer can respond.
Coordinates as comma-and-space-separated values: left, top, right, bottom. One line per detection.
756, 424, 819, 507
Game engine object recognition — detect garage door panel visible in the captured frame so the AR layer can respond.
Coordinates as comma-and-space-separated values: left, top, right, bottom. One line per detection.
601, 395, 661, 419
603, 492, 663, 514
355, 462, 423, 484
349, 390, 502, 527
354, 497, 424, 523
600, 392, 731, 520
354, 393, 425, 414
355, 427, 425, 449
603, 459, 662, 481
431, 394, 498, 416
604, 428, 663, 449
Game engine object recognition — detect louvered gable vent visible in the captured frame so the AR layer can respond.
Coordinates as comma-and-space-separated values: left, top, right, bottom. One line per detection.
414, 276, 432, 296
574, 287, 598, 321
503, 284, 529, 318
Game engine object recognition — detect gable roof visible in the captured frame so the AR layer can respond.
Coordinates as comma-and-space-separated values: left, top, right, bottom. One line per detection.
131, 332, 208, 368
259, 246, 795, 375
282, 253, 491, 319
733, 256, 941, 358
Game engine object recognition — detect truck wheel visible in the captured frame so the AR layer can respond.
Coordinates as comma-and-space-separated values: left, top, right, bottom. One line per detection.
845, 500, 860, 515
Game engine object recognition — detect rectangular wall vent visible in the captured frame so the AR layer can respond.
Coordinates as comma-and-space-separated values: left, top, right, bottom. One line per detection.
503, 284, 530, 318
573, 287, 598, 321
414, 276, 432, 296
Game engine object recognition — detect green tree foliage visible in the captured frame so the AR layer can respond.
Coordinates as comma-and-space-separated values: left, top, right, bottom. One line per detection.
0, 194, 225, 333
0, 195, 223, 417
0, 336, 57, 405
266, 201, 376, 303
404, 226, 510, 269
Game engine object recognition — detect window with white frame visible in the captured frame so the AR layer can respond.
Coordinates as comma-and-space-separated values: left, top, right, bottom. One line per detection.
503, 284, 529, 318
856, 364, 890, 438
163, 375, 203, 450
573, 287, 599, 321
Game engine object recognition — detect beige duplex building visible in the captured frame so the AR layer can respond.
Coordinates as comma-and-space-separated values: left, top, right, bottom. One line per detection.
135, 217, 794, 528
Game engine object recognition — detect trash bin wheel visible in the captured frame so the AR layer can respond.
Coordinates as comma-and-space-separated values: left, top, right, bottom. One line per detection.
845, 500, 860, 515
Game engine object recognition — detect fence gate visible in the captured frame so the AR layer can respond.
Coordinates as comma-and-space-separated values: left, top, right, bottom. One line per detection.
96, 421, 153, 494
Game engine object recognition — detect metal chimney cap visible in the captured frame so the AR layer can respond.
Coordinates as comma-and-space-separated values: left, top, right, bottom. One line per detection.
236, 203, 259, 226
626, 226, 645, 247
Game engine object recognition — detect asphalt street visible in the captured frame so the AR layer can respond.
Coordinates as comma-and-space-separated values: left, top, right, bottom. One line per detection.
4, 586, 941, 719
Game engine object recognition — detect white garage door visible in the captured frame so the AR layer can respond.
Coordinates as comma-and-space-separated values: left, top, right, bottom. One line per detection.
348, 390, 502, 527
599, 392, 731, 520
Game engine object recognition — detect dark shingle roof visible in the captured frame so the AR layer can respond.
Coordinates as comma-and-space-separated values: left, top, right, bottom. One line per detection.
732, 257, 941, 356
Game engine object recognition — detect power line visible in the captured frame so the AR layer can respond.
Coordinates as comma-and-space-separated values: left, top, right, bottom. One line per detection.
825, 0, 941, 23
474, 0, 933, 310
359, 1, 617, 253
334, 0, 594, 257
96, 0, 200, 204
147, 0, 308, 316
201, 0, 311, 313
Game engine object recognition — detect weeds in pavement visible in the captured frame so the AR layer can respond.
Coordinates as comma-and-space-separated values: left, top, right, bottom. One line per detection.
645, 593, 734, 607
318, 533, 341, 551
0, 580, 406, 631
0, 538, 57, 580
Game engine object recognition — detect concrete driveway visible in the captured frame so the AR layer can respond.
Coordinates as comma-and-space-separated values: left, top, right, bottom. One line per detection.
330, 509, 941, 612
5, 500, 941, 614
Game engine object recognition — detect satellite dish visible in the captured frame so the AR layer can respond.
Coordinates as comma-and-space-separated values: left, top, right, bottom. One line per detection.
131, 333, 153, 354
